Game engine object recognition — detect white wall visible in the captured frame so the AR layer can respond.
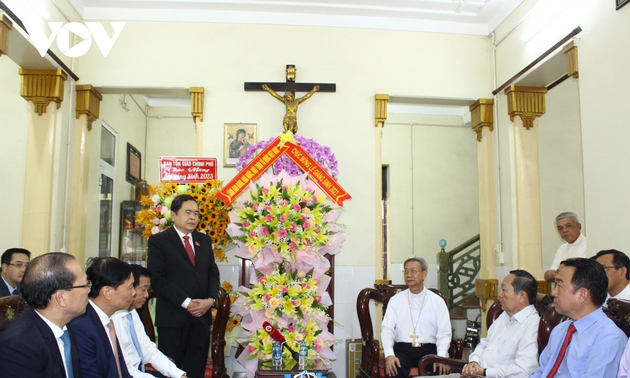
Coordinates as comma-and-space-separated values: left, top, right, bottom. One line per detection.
538, 78, 585, 266
74, 22, 492, 268
0, 56, 28, 253
85, 94, 149, 261
383, 113, 480, 265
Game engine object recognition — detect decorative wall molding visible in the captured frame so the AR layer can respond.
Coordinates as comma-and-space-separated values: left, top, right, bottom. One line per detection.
375, 94, 389, 127
75, 85, 103, 131
505, 85, 547, 130
563, 41, 579, 79
470, 98, 494, 141
19, 69, 67, 116
0, 14, 12, 56
190, 87, 204, 122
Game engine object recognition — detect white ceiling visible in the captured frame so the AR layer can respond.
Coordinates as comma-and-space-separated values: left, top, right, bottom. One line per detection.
67, 0, 526, 35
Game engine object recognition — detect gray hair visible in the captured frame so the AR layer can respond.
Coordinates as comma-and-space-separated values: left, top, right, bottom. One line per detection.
404, 257, 428, 271
556, 212, 580, 225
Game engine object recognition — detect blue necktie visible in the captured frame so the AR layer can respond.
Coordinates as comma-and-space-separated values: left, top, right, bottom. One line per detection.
60, 330, 74, 378
126, 313, 145, 372
11, 289, 17, 295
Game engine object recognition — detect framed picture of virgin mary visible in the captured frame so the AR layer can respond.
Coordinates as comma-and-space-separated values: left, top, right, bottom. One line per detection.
224, 123, 257, 167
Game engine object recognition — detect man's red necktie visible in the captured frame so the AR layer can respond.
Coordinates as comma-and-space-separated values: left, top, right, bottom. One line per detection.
547, 323, 577, 378
183, 235, 196, 266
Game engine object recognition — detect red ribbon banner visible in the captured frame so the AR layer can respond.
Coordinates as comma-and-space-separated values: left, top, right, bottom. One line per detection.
216, 136, 352, 206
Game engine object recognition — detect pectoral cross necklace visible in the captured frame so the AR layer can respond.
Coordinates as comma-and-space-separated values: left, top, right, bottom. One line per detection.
407, 288, 426, 347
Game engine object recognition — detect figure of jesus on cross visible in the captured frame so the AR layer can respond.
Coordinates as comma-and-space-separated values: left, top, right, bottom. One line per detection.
261, 84, 319, 134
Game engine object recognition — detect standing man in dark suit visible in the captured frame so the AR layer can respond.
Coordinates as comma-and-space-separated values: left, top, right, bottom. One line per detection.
0, 252, 88, 378
70, 257, 136, 378
147, 194, 220, 378
0, 248, 31, 297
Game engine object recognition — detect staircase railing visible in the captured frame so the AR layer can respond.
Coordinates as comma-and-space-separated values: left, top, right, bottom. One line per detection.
437, 234, 481, 310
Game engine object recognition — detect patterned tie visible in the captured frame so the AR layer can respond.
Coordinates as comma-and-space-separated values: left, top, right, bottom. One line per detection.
60, 330, 74, 378
546, 323, 577, 378
107, 320, 123, 378
126, 313, 145, 372
183, 235, 196, 266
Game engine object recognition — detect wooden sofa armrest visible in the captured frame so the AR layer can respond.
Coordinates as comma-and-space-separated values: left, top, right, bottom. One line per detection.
418, 355, 466, 376
211, 288, 231, 378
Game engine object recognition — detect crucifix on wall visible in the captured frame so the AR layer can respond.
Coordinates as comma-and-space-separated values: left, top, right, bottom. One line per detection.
244, 65, 336, 134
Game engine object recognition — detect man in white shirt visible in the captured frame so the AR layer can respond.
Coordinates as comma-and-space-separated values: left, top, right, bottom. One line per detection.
594, 249, 630, 301
0, 252, 89, 378
544, 212, 587, 282
113, 264, 186, 378
0, 248, 31, 297
381, 257, 452, 377
436, 270, 540, 378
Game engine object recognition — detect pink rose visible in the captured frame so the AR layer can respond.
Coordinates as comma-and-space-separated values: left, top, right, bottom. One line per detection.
315, 296, 321, 302
252, 204, 259, 211
242, 221, 250, 228
278, 229, 288, 238
264, 205, 272, 211
282, 185, 288, 190
249, 231, 257, 238
262, 187, 269, 195
288, 325, 295, 332
246, 345, 255, 353
303, 221, 311, 229
311, 195, 317, 202
265, 214, 274, 222
279, 215, 287, 222
279, 200, 288, 206
261, 227, 269, 236
315, 225, 320, 233
293, 204, 301, 212
282, 287, 288, 293
289, 242, 296, 251
259, 276, 265, 283
290, 224, 297, 232
264, 294, 271, 301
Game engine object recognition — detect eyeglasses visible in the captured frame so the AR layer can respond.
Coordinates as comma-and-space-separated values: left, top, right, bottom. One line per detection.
601, 265, 617, 270
61, 280, 92, 291
402, 269, 422, 275
6, 262, 28, 269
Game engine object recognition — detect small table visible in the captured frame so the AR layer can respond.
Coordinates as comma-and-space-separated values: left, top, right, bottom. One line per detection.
256, 359, 336, 378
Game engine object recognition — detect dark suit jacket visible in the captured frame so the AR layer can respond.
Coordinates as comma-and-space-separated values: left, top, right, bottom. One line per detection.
69, 303, 132, 378
147, 227, 220, 328
0, 278, 13, 297
0, 307, 82, 378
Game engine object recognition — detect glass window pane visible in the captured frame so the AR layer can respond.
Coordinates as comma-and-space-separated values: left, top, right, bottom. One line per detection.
100, 126, 116, 166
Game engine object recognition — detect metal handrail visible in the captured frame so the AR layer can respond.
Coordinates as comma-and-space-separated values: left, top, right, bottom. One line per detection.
437, 234, 481, 309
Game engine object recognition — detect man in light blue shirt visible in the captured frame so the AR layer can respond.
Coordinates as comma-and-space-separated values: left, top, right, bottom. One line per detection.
531, 258, 627, 378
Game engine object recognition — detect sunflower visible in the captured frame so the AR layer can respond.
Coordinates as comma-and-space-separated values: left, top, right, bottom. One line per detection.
206, 197, 216, 207
191, 193, 200, 201
214, 248, 226, 261
159, 189, 169, 197
212, 236, 220, 245
199, 222, 208, 231
199, 186, 208, 194
169, 183, 177, 191
231, 316, 241, 327
204, 215, 211, 223
205, 180, 215, 188
210, 212, 218, 220
189, 183, 198, 190
209, 229, 217, 238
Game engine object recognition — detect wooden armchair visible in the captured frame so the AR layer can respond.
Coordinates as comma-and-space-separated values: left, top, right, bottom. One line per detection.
356, 284, 463, 378
0, 295, 28, 335
418, 294, 563, 377
137, 287, 231, 378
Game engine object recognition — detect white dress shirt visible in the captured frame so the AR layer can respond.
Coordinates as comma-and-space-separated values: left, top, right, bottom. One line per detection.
1, 276, 17, 295
89, 300, 117, 351
468, 304, 540, 378
112, 309, 185, 378
173, 226, 195, 309
609, 283, 630, 302
549, 234, 587, 270
33, 309, 71, 378
381, 287, 452, 358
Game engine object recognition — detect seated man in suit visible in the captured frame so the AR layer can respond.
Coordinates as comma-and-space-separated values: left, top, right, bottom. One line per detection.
531, 258, 627, 378
0, 248, 31, 296
112, 264, 187, 378
594, 249, 630, 301
70, 257, 136, 378
0, 252, 89, 378
381, 257, 452, 377
436, 270, 540, 378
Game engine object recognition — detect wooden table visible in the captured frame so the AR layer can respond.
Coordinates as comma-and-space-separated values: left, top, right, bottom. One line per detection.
256, 359, 336, 378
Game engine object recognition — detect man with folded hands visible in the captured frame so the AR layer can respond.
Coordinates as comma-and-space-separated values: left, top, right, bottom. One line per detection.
436, 270, 540, 378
